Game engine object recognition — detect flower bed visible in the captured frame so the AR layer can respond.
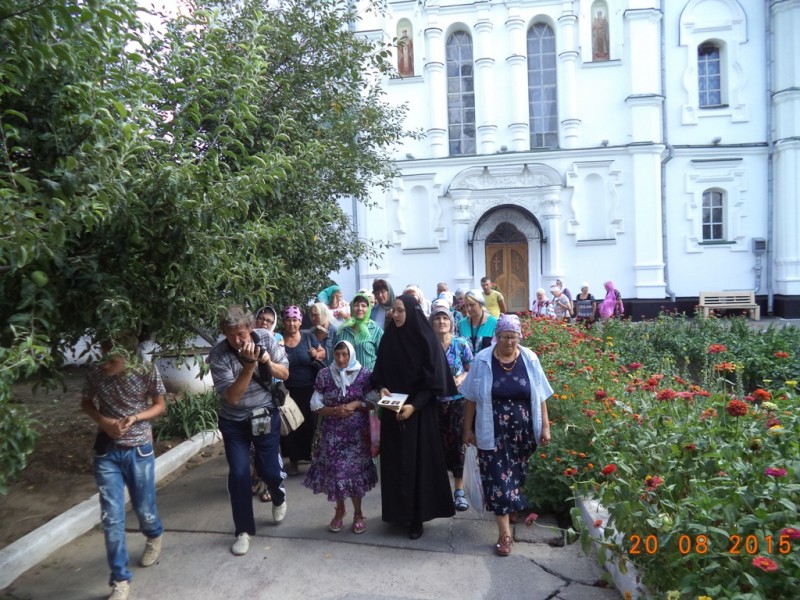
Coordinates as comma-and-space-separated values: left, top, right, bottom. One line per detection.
521, 313, 800, 599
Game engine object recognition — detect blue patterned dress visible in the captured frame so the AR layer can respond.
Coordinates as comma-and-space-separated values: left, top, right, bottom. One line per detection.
478, 356, 536, 515
303, 367, 378, 501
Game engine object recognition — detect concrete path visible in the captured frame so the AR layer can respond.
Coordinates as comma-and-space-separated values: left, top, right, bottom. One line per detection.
3, 445, 620, 600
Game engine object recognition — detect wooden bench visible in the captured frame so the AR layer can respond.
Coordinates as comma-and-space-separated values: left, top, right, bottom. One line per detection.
699, 290, 760, 320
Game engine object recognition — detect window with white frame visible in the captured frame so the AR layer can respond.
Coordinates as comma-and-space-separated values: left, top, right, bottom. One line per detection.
702, 189, 725, 241
527, 23, 558, 149
446, 31, 475, 156
698, 42, 723, 107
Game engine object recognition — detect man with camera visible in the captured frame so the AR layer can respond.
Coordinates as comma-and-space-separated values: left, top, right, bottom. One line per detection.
208, 305, 290, 556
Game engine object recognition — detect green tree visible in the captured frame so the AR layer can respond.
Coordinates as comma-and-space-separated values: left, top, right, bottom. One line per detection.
0, 0, 407, 491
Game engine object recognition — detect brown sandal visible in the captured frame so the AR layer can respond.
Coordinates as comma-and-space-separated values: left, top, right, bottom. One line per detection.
495, 534, 513, 557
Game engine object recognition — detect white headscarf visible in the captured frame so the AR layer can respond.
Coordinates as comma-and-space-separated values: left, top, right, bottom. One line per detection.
331, 340, 362, 396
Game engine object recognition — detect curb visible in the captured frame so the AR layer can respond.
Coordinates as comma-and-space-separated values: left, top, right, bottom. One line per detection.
0, 430, 221, 590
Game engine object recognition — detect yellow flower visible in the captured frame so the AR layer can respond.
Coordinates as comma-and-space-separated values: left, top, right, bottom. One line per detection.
767, 425, 785, 436
786, 380, 798, 388
666, 592, 680, 600
698, 596, 714, 600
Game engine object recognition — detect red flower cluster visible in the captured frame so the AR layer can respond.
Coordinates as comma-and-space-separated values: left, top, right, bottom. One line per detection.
644, 475, 663, 490
752, 556, 778, 572
656, 389, 677, 401
752, 388, 772, 402
601, 464, 617, 476
726, 399, 749, 417
594, 389, 608, 400
708, 343, 728, 354
774, 351, 790, 359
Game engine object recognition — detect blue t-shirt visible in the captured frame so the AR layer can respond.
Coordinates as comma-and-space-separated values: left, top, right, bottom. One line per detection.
457, 314, 498, 354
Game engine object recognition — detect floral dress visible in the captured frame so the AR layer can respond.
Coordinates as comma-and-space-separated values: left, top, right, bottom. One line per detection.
478, 356, 536, 515
438, 336, 473, 477
303, 367, 378, 502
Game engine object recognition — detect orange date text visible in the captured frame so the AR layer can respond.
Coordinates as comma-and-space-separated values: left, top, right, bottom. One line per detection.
628, 533, 794, 556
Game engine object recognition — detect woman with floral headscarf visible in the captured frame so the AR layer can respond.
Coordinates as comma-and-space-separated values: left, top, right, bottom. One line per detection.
461, 314, 553, 557
303, 340, 378, 534
333, 292, 383, 370
598, 281, 624, 320
281, 305, 322, 475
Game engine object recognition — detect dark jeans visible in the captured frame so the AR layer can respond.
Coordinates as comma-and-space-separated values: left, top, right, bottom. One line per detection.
281, 384, 315, 463
219, 413, 286, 536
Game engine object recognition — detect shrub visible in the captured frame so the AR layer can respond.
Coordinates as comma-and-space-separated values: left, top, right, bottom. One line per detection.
154, 391, 219, 441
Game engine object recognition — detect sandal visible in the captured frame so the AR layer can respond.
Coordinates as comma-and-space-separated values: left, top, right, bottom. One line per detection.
453, 489, 469, 512
496, 534, 513, 557
260, 490, 272, 503
329, 508, 346, 533
352, 513, 366, 534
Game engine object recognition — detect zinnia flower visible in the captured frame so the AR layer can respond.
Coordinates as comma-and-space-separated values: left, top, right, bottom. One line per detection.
700, 408, 718, 421
714, 361, 736, 372
563, 467, 578, 477
524, 512, 539, 526
601, 464, 617, 476
627, 362, 642, 371
780, 527, 800, 540
683, 443, 697, 451
708, 343, 727, 354
765, 467, 787, 478
774, 351, 789, 359
752, 556, 778, 572
593, 519, 603, 528
726, 399, 749, 417
762, 401, 778, 411
645, 475, 663, 490
753, 388, 771, 402
594, 389, 608, 400
657, 389, 677, 401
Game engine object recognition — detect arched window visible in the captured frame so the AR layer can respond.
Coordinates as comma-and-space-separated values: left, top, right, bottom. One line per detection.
527, 23, 558, 149
702, 189, 725, 241
446, 31, 475, 156
698, 42, 722, 107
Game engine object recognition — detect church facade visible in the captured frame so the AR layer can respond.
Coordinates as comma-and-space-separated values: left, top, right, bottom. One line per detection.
339, 0, 800, 318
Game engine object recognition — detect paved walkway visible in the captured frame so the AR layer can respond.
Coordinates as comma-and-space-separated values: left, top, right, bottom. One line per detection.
3, 445, 620, 600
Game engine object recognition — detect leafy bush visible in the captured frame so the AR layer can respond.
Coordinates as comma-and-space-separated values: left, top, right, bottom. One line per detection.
154, 391, 219, 442
522, 314, 800, 599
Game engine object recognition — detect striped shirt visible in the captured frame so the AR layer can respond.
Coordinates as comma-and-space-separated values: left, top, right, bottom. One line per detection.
333, 321, 383, 370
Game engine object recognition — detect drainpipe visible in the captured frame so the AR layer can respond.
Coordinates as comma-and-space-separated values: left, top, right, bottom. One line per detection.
659, 4, 676, 303
764, 1, 774, 314
348, 0, 361, 292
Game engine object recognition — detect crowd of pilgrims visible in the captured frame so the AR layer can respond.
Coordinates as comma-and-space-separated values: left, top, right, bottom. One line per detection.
244, 278, 621, 557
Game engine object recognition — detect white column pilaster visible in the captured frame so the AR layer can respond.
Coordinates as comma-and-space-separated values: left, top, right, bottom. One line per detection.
474, 15, 496, 153
505, 12, 528, 151
557, 10, 580, 148
629, 145, 666, 298
425, 24, 447, 157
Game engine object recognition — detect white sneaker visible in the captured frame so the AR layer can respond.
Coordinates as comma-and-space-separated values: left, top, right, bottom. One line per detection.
272, 500, 287, 524
140, 534, 163, 567
108, 580, 130, 600
231, 532, 250, 556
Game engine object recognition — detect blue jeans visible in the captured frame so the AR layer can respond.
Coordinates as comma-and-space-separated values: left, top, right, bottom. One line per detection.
219, 411, 286, 536
94, 442, 163, 584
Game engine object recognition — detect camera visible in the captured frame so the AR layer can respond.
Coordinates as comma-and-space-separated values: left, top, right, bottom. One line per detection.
239, 346, 267, 360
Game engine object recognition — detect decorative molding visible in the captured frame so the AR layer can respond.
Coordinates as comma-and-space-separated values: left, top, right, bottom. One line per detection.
449, 163, 563, 191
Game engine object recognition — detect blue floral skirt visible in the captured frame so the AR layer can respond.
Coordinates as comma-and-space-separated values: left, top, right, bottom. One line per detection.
477, 396, 536, 516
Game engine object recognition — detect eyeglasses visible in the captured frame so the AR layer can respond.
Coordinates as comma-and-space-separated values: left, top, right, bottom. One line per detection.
496, 335, 519, 342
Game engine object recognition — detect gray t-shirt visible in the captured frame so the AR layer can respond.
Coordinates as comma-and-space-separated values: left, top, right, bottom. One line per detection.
209, 329, 289, 421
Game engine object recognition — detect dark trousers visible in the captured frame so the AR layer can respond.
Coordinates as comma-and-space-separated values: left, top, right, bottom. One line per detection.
219, 413, 285, 536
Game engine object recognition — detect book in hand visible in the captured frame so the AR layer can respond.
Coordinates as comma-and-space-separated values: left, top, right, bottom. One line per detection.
377, 393, 408, 412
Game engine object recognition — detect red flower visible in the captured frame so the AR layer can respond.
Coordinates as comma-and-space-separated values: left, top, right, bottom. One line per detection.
700, 408, 718, 421
644, 475, 663, 490
726, 399, 749, 417
601, 464, 617, 476
780, 527, 800, 540
593, 519, 603, 528
563, 467, 578, 477
594, 389, 608, 400
683, 443, 697, 451
657, 389, 677, 401
752, 556, 778, 572
774, 351, 789, 359
766, 417, 781, 428
524, 512, 539, 526
627, 362, 642, 371
708, 343, 728, 354
765, 467, 787, 478
714, 361, 736, 372
753, 388, 772, 402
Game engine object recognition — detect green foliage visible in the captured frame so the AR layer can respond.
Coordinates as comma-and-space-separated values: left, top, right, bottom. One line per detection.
0, 0, 406, 490
154, 391, 219, 442
521, 314, 800, 598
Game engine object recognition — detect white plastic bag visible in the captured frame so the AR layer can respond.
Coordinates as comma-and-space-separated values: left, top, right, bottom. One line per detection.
462, 444, 485, 515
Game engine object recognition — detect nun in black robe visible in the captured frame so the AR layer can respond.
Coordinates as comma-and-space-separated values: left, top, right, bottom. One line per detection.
370, 294, 457, 539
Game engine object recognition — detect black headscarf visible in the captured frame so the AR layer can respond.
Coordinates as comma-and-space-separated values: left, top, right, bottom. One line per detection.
370, 294, 457, 397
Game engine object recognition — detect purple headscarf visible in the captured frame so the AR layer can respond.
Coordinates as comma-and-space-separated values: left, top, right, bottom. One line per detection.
598, 281, 623, 320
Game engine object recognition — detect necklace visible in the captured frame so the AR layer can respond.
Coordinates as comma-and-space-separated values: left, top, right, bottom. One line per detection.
495, 351, 519, 372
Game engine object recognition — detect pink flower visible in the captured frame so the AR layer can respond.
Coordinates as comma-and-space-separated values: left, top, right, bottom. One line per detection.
593, 519, 603, 528
627, 362, 642, 371
563, 467, 578, 477
524, 513, 539, 527
708, 343, 728, 354
766, 417, 781, 428
752, 556, 778, 572
645, 475, 663, 490
657, 389, 677, 401
780, 527, 800, 540
765, 467, 787, 478
774, 351, 789, 359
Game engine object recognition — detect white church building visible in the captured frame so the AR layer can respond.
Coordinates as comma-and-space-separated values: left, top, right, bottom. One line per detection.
336, 0, 800, 318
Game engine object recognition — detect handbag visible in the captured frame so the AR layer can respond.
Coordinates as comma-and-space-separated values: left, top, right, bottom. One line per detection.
463, 444, 485, 515
275, 387, 304, 436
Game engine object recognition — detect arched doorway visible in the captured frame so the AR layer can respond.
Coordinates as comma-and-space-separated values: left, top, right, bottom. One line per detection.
486, 222, 529, 312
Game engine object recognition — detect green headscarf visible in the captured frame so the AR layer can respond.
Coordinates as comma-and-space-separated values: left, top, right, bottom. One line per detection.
339, 292, 373, 342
